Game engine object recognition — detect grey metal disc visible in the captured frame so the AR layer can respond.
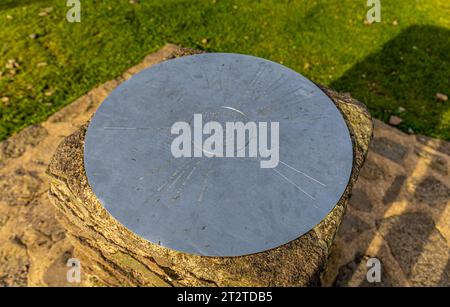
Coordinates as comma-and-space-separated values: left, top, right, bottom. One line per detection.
84, 53, 353, 257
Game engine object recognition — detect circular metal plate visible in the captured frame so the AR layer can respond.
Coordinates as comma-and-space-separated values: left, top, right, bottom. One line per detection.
84, 53, 353, 257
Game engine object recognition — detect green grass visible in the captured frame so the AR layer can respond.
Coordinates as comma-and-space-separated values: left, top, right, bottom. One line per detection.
0, 0, 449, 141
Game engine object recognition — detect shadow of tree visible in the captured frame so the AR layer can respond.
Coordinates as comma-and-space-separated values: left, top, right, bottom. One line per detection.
331, 25, 450, 141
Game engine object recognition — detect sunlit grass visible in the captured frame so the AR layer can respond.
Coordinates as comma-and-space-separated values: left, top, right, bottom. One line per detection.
0, 0, 448, 140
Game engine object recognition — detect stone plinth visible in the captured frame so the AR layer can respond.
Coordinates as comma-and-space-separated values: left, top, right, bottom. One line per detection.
47, 50, 372, 286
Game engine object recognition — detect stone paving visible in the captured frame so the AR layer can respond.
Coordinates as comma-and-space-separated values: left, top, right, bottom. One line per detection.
0, 44, 449, 286
322, 121, 450, 286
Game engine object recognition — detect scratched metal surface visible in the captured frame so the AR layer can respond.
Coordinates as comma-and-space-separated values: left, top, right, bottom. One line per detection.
84, 53, 353, 257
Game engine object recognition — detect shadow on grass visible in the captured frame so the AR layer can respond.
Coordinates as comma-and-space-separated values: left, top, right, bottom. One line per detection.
331, 25, 450, 140
328, 27, 450, 287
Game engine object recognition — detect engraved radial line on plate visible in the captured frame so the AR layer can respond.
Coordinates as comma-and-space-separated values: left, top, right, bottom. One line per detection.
271, 79, 311, 102
267, 76, 289, 98
198, 160, 214, 203
157, 160, 194, 192
281, 95, 317, 118
284, 99, 331, 121
247, 65, 267, 102
249, 65, 267, 87
102, 126, 171, 132
219, 62, 228, 105
217, 63, 225, 93
267, 74, 286, 92
279, 85, 310, 101
254, 74, 286, 101
283, 90, 316, 106
166, 165, 190, 193
142, 161, 196, 206
257, 90, 314, 115
239, 65, 267, 109
271, 168, 318, 204
199, 60, 210, 89
279, 160, 326, 187
174, 160, 201, 199
157, 73, 169, 97
286, 92, 316, 105
175, 94, 183, 104
223, 63, 233, 105
250, 67, 269, 103
238, 157, 318, 204
165, 160, 198, 193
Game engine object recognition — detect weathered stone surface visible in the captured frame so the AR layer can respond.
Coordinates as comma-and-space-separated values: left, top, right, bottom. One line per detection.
338, 213, 371, 243
414, 147, 448, 176
0, 167, 44, 207
440, 260, 450, 285
333, 253, 392, 287
416, 134, 450, 156
376, 212, 449, 286
370, 137, 407, 164
349, 188, 373, 212
382, 175, 407, 205
0, 241, 30, 286
359, 159, 385, 181
47, 60, 373, 286
414, 176, 450, 205
43, 249, 79, 287
322, 118, 450, 287
0, 124, 48, 163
